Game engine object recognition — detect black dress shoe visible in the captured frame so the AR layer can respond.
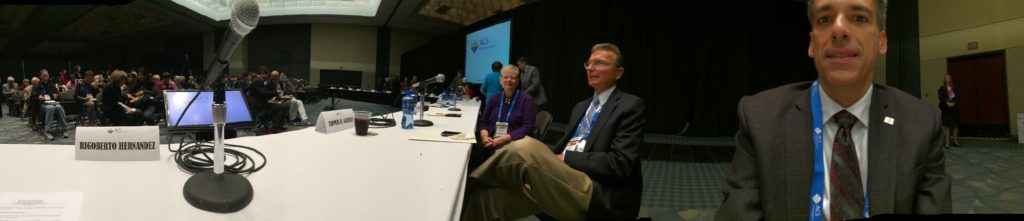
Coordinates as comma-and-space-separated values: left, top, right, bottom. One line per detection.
953, 143, 962, 147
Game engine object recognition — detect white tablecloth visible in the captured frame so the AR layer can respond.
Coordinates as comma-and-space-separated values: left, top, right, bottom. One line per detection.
0, 101, 480, 221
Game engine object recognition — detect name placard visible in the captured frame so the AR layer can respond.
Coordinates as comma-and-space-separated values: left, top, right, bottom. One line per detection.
75, 126, 160, 161
315, 108, 355, 134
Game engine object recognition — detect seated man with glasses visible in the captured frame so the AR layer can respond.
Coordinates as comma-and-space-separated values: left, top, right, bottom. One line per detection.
33, 69, 69, 140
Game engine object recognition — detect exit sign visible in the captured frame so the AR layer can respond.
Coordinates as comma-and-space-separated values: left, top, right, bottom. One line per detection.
968, 41, 979, 50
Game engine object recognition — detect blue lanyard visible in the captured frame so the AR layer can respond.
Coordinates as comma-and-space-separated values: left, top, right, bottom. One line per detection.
496, 90, 518, 123
809, 81, 869, 221
572, 96, 602, 139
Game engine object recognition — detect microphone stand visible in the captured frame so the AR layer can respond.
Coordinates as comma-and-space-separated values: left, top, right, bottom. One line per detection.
448, 85, 462, 112
414, 87, 433, 127
182, 82, 254, 213
411, 79, 441, 127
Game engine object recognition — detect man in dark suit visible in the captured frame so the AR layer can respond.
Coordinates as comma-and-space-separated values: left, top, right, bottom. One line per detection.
463, 43, 645, 221
247, 71, 289, 133
717, 0, 951, 220
517, 56, 547, 107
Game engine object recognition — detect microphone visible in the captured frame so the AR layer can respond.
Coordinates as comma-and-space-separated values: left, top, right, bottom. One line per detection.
411, 74, 445, 88
411, 74, 445, 127
182, 0, 259, 214
202, 0, 260, 89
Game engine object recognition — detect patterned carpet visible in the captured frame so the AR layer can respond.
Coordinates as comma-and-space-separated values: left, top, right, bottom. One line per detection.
2, 103, 1022, 220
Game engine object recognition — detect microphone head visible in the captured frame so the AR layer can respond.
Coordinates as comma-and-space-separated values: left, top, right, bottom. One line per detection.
435, 74, 445, 83
230, 0, 260, 36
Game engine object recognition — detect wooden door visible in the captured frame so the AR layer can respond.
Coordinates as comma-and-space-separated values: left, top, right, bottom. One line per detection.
946, 53, 1009, 136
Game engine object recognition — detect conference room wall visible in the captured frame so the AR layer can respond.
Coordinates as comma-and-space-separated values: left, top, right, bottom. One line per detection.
918, 1, 1024, 136
308, 24, 432, 89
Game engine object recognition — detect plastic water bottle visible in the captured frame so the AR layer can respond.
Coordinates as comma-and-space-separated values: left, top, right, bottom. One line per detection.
401, 90, 417, 129
442, 90, 451, 107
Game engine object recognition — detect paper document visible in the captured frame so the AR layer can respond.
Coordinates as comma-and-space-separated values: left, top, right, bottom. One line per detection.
0, 192, 83, 221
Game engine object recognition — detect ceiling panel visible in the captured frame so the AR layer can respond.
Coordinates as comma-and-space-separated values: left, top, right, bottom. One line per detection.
417, 0, 524, 26
0, 5, 34, 29
59, 4, 179, 38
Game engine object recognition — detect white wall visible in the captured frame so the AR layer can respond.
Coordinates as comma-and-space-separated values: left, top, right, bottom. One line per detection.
308, 24, 432, 89
309, 23, 378, 88
389, 28, 433, 75
919, 1, 1024, 136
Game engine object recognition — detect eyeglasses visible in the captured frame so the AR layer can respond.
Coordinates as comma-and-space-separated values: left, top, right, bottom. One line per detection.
584, 60, 617, 69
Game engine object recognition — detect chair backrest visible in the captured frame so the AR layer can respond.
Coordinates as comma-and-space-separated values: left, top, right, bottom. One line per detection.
533, 110, 552, 141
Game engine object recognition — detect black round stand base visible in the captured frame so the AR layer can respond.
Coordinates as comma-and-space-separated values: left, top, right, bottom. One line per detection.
448, 108, 461, 111
414, 119, 433, 127
183, 172, 253, 213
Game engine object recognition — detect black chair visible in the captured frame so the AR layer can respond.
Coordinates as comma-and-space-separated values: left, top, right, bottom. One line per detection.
532, 111, 553, 141
59, 101, 80, 128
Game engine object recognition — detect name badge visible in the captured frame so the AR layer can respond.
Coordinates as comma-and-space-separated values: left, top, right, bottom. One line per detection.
574, 140, 586, 152
565, 137, 585, 152
494, 122, 509, 137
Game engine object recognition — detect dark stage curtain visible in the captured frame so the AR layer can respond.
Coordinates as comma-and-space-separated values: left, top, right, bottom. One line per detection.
401, 0, 818, 136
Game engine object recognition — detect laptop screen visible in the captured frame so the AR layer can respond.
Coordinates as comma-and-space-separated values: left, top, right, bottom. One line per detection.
163, 90, 255, 128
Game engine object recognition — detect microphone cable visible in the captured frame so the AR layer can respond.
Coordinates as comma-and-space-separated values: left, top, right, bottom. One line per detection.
369, 112, 397, 128
167, 133, 267, 176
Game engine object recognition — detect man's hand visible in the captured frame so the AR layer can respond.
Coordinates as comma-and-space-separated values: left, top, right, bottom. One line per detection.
946, 101, 955, 108
557, 153, 565, 160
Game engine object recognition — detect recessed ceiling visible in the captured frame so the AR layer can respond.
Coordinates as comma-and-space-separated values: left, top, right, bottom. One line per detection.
171, 0, 382, 21
60, 4, 178, 38
0, 5, 34, 29
0, 0, 537, 59
417, 0, 525, 26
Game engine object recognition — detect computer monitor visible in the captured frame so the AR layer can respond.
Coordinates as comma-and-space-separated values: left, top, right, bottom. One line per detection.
164, 90, 255, 130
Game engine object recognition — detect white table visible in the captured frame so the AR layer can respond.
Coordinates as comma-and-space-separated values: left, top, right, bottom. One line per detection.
0, 101, 480, 221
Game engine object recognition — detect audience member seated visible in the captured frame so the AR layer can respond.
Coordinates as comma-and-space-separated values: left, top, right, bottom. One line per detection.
23, 77, 37, 121
101, 70, 142, 126
33, 69, 69, 141
127, 75, 160, 125
154, 73, 176, 91
75, 71, 100, 126
247, 71, 289, 133
3, 77, 22, 117
470, 64, 536, 171
266, 70, 309, 126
